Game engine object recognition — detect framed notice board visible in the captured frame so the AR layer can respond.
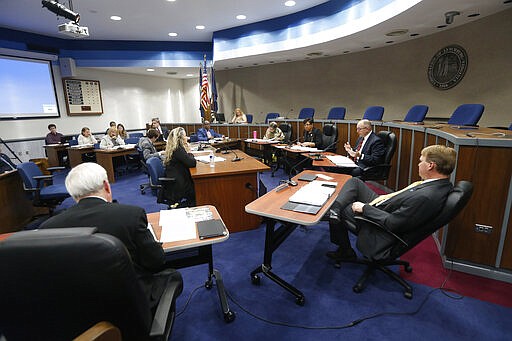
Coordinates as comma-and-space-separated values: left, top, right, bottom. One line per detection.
63, 79, 103, 116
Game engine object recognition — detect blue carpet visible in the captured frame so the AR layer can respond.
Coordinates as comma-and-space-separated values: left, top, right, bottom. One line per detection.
33, 166, 512, 340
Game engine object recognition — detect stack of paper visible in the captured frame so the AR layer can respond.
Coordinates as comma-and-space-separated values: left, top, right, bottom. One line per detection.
326, 155, 357, 167
158, 209, 197, 243
288, 180, 336, 206
289, 145, 319, 152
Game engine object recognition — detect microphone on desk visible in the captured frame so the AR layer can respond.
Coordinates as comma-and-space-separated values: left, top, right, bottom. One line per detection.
231, 149, 243, 162
286, 140, 339, 184
309, 140, 339, 160
287, 137, 301, 147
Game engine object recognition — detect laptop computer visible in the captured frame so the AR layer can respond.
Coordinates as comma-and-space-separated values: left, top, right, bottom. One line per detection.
214, 113, 225, 123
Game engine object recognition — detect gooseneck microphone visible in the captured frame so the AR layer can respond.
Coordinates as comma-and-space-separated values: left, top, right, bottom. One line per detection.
231, 149, 243, 162
310, 140, 339, 160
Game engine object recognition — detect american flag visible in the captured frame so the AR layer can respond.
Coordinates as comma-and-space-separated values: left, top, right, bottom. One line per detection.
200, 61, 210, 112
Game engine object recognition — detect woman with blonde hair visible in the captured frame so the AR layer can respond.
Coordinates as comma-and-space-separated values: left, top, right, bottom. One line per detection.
163, 127, 197, 207
230, 107, 247, 124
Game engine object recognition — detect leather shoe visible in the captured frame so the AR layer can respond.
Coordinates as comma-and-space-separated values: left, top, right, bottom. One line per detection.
326, 247, 357, 261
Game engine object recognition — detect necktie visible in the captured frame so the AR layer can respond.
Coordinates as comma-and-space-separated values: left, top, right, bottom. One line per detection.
369, 181, 423, 206
352, 138, 363, 161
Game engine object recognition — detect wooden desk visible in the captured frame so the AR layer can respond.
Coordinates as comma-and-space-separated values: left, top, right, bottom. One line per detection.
0, 170, 37, 233
147, 206, 235, 322
242, 139, 280, 165
43, 144, 68, 167
210, 138, 241, 151
190, 149, 269, 232
95, 147, 136, 183
153, 141, 166, 151
67, 146, 95, 168
245, 170, 351, 304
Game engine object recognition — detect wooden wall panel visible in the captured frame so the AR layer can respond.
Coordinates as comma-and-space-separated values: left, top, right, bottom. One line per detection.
445, 146, 512, 266
397, 130, 412, 189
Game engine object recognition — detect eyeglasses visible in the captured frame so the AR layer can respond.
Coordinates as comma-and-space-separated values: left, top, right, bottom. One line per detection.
356, 127, 368, 131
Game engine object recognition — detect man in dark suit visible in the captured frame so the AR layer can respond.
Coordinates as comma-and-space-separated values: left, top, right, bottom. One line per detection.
327, 144, 456, 261
197, 120, 224, 141
40, 162, 180, 309
344, 119, 385, 176
151, 117, 169, 142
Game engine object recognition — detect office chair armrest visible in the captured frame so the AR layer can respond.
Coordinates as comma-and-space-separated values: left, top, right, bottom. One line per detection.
47, 166, 66, 173
149, 276, 183, 339
354, 216, 408, 247
158, 177, 176, 183
361, 164, 391, 173
33, 175, 54, 187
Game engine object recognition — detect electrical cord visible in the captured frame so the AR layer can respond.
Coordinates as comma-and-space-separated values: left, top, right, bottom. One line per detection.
175, 284, 204, 317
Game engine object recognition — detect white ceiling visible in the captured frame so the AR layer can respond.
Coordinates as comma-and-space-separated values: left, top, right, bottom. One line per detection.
1, 0, 510, 78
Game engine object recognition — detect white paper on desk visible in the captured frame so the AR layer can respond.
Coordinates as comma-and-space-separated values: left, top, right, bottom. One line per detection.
119, 144, 137, 149
326, 155, 357, 167
288, 182, 333, 206
159, 209, 197, 242
147, 223, 158, 241
289, 145, 319, 152
195, 155, 226, 163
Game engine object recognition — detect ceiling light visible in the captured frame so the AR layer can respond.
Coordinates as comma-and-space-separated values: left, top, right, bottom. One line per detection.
146, 68, 155, 72
195, 25, 205, 30
166, 71, 177, 75
236, 15, 247, 20
186, 74, 194, 77
168, 32, 178, 37
385, 29, 408, 36
110, 15, 122, 21
285, 1, 296, 7
166, 0, 176, 2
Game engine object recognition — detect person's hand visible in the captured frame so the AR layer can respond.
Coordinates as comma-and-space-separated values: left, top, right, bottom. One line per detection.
352, 201, 365, 213
344, 142, 352, 152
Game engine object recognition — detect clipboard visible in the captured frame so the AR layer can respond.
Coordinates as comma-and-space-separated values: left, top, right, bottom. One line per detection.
197, 219, 227, 239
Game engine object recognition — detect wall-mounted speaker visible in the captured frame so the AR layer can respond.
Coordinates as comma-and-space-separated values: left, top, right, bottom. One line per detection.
59, 57, 76, 78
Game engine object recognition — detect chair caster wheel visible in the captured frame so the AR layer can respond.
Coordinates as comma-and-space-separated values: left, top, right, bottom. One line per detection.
251, 274, 261, 285
405, 265, 412, 273
224, 310, 236, 323
205, 280, 213, 289
404, 291, 413, 299
353, 284, 363, 293
295, 296, 305, 306
334, 261, 341, 269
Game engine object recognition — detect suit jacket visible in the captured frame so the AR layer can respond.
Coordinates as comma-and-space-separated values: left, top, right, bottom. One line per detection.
40, 197, 165, 274
303, 127, 322, 148
164, 145, 196, 203
357, 178, 453, 259
156, 126, 169, 142
353, 131, 385, 168
197, 128, 222, 141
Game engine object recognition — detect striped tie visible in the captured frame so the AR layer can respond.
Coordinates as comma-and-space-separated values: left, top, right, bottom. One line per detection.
369, 181, 423, 206
352, 138, 363, 161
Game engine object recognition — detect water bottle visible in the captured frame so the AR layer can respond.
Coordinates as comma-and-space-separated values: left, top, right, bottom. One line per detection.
209, 150, 215, 168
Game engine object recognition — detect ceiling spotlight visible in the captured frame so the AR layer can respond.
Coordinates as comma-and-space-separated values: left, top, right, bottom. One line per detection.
236, 15, 247, 20
42, 0, 80, 23
445, 11, 460, 25
110, 15, 122, 21
285, 1, 296, 7
168, 32, 178, 37
195, 25, 205, 30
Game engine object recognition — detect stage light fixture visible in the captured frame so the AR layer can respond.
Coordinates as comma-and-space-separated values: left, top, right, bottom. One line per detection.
42, 0, 80, 23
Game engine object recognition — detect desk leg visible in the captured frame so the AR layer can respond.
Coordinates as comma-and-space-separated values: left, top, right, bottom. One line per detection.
250, 220, 305, 305
202, 245, 235, 323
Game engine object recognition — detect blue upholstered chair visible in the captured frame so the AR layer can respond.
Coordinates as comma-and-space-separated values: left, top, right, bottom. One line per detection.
298, 107, 315, 120
130, 132, 144, 138
265, 113, 280, 124
362, 106, 384, 121
16, 161, 69, 215
68, 139, 78, 146
403, 105, 429, 123
146, 157, 180, 208
246, 114, 253, 123
509, 123, 512, 130
447, 104, 484, 126
327, 107, 346, 120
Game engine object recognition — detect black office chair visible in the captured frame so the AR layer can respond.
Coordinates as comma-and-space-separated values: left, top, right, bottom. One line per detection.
320, 124, 338, 152
335, 181, 473, 299
359, 130, 396, 181
270, 123, 293, 176
138, 146, 151, 194
16, 161, 70, 215
0, 227, 183, 341
146, 157, 181, 209
278, 122, 292, 143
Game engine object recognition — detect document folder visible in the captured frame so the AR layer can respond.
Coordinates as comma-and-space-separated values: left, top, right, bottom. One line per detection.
197, 219, 227, 239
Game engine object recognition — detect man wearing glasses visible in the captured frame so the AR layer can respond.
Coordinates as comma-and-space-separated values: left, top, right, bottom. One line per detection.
344, 119, 385, 176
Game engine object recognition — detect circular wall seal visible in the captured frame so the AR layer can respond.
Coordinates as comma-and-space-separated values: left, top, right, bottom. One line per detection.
428, 45, 468, 90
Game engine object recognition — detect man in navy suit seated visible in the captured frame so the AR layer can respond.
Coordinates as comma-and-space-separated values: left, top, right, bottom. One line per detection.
197, 120, 224, 141
344, 119, 385, 177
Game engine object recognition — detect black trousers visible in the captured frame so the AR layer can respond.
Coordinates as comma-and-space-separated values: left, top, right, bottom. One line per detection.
329, 177, 378, 249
